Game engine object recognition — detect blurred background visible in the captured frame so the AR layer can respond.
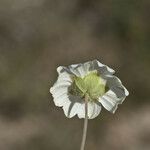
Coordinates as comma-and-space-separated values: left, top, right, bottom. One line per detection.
0, 0, 150, 150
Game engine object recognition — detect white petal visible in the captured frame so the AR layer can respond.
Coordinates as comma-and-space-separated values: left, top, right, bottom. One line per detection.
57, 74, 72, 83
62, 100, 72, 116
68, 65, 81, 76
50, 70, 73, 107
75, 65, 88, 78
74, 61, 92, 77
99, 98, 117, 113
98, 75, 128, 113
99, 90, 125, 113
105, 75, 129, 98
88, 102, 102, 119
97, 61, 115, 73
53, 94, 70, 107
92, 60, 115, 75
83, 61, 91, 73
63, 102, 80, 118
76, 103, 84, 119
62, 95, 83, 118
77, 102, 101, 119
50, 84, 70, 107
68, 63, 90, 77
50, 69, 72, 92
51, 86, 68, 98
51, 81, 71, 91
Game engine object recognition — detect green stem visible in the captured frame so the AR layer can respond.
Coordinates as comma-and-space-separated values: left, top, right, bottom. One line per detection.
80, 95, 88, 150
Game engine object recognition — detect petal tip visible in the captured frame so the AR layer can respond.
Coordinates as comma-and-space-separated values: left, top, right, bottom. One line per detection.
50, 87, 53, 93
57, 66, 63, 73
125, 89, 129, 96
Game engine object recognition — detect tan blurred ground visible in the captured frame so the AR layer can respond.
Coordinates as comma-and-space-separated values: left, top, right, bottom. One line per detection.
0, 0, 150, 150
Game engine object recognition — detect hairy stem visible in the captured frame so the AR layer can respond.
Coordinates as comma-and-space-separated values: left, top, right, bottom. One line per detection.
80, 95, 88, 150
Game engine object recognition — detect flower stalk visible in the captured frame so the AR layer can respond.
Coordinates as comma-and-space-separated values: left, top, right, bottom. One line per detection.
80, 95, 88, 150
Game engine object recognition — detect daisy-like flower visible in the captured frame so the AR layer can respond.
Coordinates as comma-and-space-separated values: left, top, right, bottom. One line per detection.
50, 60, 129, 119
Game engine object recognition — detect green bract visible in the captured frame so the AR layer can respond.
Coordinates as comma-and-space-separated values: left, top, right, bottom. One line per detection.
70, 71, 107, 101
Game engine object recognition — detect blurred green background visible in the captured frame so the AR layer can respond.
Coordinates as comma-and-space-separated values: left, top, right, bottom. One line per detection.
0, 0, 150, 150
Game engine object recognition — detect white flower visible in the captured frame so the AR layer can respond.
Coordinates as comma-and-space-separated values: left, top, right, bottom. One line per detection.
50, 60, 129, 119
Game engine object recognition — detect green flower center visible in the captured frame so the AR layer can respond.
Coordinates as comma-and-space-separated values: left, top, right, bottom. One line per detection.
70, 71, 107, 101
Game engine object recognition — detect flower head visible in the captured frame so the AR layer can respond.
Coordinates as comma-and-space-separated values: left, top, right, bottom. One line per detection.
50, 60, 129, 119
